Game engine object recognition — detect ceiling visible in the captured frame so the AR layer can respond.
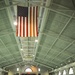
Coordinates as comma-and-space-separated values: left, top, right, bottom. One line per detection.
0, 0, 75, 71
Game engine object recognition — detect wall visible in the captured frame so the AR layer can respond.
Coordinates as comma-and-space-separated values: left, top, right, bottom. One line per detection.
8, 71, 13, 75
0, 72, 2, 75
41, 71, 49, 75
52, 67, 75, 75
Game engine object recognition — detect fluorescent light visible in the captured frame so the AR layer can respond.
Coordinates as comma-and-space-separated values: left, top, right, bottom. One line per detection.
17, 68, 19, 71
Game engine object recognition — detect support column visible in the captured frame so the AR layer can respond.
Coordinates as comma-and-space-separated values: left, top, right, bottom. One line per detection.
65, 69, 69, 75
41, 70, 49, 75
55, 72, 58, 75
0, 72, 2, 75
73, 67, 75, 75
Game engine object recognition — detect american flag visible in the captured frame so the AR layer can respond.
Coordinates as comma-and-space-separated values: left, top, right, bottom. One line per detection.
16, 6, 38, 37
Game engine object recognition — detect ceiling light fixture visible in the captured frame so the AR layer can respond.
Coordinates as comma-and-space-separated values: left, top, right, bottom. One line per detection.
21, 48, 23, 51
35, 39, 38, 42
14, 21, 17, 25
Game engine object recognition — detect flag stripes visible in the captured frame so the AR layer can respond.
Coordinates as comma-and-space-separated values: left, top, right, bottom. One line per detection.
16, 6, 38, 37
28, 7, 30, 37
36, 6, 38, 37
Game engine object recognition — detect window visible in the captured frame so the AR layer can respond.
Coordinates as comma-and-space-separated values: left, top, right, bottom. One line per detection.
69, 68, 74, 74
17, 68, 19, 71
63, 70, 66, 75
25, 68, 32, 72
38, 68, 40, 72
58, 71, 61, 75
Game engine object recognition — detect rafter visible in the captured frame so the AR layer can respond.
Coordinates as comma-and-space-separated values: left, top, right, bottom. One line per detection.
41, 12, 75, 61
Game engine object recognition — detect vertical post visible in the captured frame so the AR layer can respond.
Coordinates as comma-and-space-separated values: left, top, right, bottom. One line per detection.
73, 67, 75, 75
